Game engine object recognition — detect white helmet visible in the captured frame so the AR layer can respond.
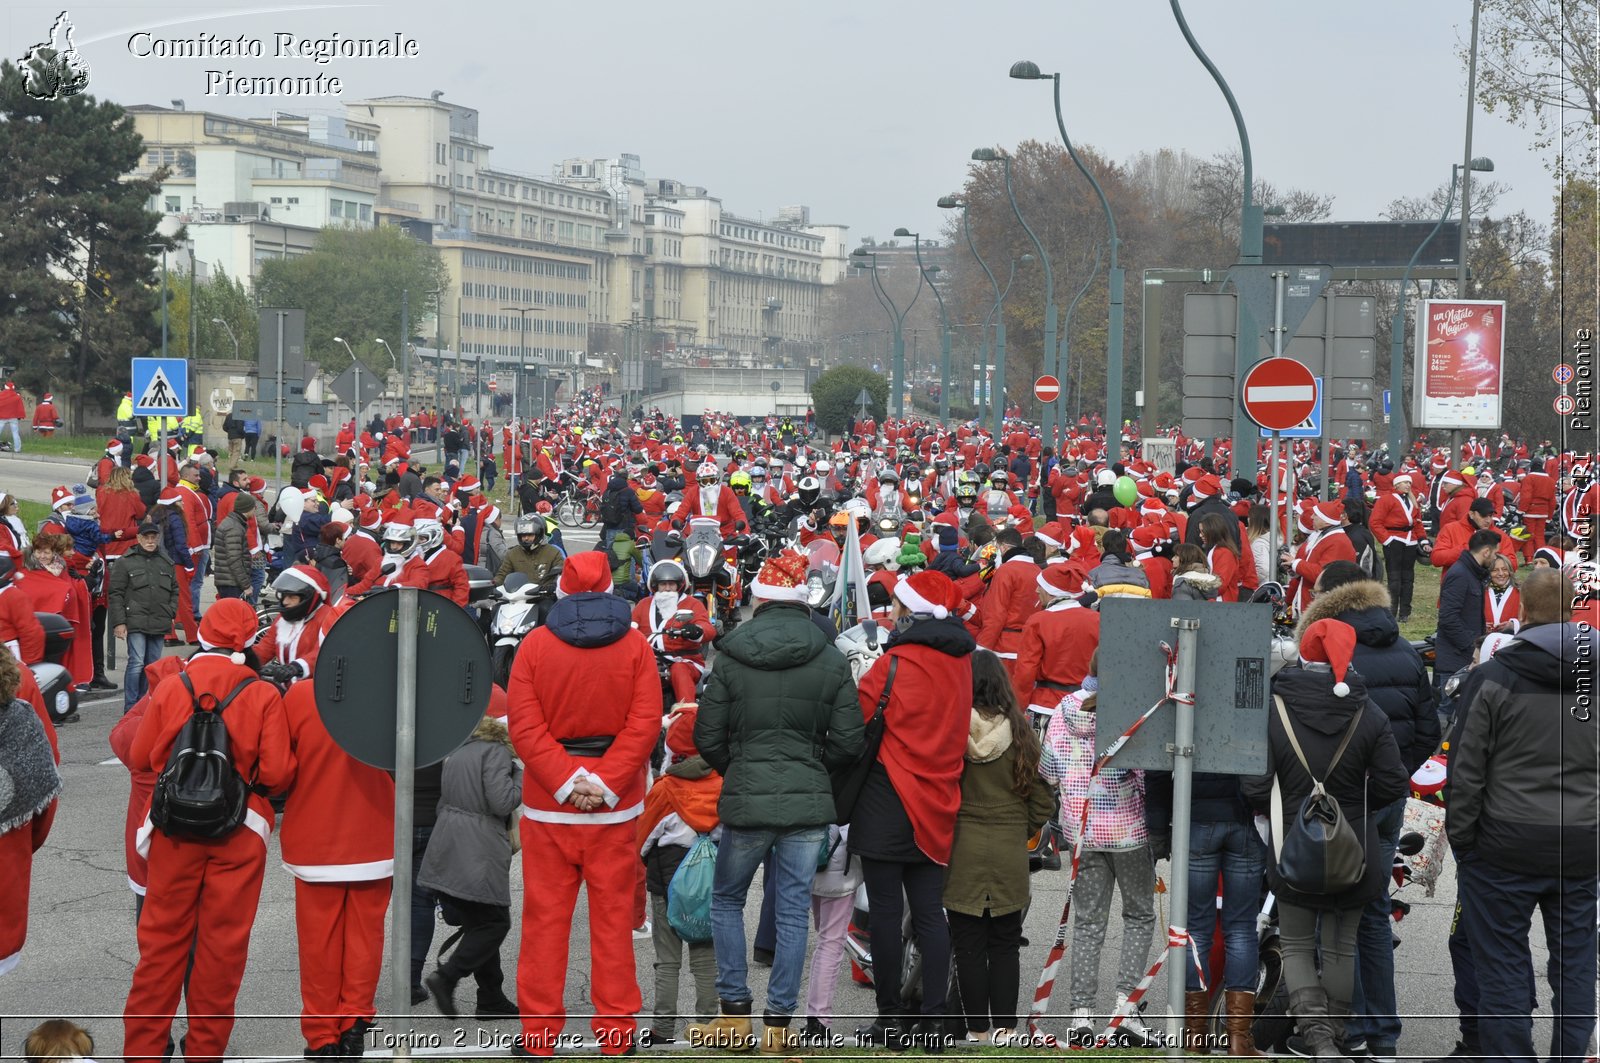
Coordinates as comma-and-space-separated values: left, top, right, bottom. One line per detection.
416, 522, 444, 554
815, 459, 832, 474
697, 461, 721, 484
863, 537, 901, 571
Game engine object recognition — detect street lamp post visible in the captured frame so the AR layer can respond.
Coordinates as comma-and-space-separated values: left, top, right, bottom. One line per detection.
502, 306, 545, 425
922, 265, 953, 424
374, 339, 399, 423
211, 317, 239, 360
1010, 60, 1126, 457
333, 336, 362, 429
972, 147, 1054, 444
849, 248, 923, 419
1387, 158, 1495, 457
938, 194, 999, 425
1170, 0, 1264, 478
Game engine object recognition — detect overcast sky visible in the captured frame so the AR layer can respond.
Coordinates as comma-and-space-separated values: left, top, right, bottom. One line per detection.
6, 0, 1560, 245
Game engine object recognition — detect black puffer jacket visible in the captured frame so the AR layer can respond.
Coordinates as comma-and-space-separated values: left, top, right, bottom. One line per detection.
1447, 623, 1599, 878
1242, 664, 1409, 909
1296, 580, 1439, 773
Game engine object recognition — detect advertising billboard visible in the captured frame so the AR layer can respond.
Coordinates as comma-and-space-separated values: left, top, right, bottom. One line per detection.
1412, 299, 1505, 429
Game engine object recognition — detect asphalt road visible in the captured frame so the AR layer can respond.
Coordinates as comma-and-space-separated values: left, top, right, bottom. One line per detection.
0, 450, 1569, 1059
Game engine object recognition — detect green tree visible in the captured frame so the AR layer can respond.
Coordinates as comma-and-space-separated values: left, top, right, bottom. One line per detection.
0, 61, 169, 430
162, 268, 257, 360
1466, 0, 1599, 174
254, 224, 447, 374
811, 365, 888, 436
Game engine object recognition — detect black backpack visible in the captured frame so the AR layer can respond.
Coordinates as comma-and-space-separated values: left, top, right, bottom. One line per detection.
150, 674, 264, 839
600, 490, 629, 528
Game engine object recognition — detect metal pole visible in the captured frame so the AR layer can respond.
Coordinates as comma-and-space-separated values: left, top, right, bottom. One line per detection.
1458, 0, 1482, 296
1170, 0, 1261, 480
275, 310, 286, 489
963, 206, 1001, 427
1388, 170, 1458, 457
1268, 433, 1281, 583
1002, 156, 1055, 445
1063, 244, 1105, 444
1165, 616, 1201, 1058
400, 288, 410, 419
1142, 277, 1164, 429
389, 587, 419, 1061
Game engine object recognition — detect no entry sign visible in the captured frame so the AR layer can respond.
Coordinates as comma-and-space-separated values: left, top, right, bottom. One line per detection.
1034, 375, 1061, 403
1241, 358, 1318, 432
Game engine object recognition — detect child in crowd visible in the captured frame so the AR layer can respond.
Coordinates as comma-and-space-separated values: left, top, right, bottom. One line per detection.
1170, 543, 1223, 601
1040, 650, 1159, 1047
636, 708, 722, 1045
419, 712, 522, 1020
802, 823, 861, 1044
23, 1019, 95, 1063
944, 649, 1054, 1046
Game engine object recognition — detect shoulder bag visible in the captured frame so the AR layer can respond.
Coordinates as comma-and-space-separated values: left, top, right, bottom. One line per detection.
828, 656, 898, 825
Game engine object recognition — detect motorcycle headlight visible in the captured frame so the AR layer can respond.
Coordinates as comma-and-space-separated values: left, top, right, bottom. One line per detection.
687, 542, 718, 578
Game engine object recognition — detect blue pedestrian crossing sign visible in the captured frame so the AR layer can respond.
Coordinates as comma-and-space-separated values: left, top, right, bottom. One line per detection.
132, 358, 188, 416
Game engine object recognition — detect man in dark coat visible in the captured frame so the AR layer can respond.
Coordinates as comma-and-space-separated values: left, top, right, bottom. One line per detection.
1448, 569, 1597, 1063
1434, 529, 1498, 704
690, 550, 862, 1055
1183, 474, 1238, 546
1299, 560, 1439, 1060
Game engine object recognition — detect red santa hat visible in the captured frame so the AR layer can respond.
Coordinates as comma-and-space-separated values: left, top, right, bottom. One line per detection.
1439, 470, 1466, 491
480, 505, 501, 527
751, 549, 811, 604
49, 485, 73, 511
105, 439, 123, 454
358, 507, 383, 530
133, 453, 155, 469
1036, 563, 1086, 599
308, 474, 330, 495
1295, 499, 1317, 535
1312, 500, 1344, 528
1035, 522, 1066, 550
198, 598, 262, 665
555, 550, 612, 599
300, 436, 317, 452
1298, 618, 1357, 697
1067, 526, 1099, 557
1139, 497, 1169, 522
1390, 473, 1413, 487
40, 393, 52, 403
455, 476, 480, 493
275, 564, 330, 604
1182, 466, 1203, 485
666, 706, 702, 758
1191, 474, 1221, 501
1129, 524, 1167, 555
893, 569, 959, 620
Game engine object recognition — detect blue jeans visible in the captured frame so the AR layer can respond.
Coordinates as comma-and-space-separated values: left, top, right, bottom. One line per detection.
188, 547, 209, 624
0, 419, 20, 450
122, 631, 163, 711
1348, 798, 1405, 1048
1460, 858, 1597, 1063
709, 825, 825, 1019
410, 825, 437, 988
1185, 820, 1266, 991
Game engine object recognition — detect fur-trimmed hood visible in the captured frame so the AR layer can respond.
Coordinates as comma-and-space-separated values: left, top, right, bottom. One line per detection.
471, 714, 515, 754
1295, 579, 1392, 641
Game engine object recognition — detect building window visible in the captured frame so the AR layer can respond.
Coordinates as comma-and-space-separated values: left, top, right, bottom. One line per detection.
164, 195, 181, 212
360, 203, 371, 222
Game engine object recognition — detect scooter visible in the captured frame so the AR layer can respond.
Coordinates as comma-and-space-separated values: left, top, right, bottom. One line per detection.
487, 573, 552, 686
33, 612, 79, 726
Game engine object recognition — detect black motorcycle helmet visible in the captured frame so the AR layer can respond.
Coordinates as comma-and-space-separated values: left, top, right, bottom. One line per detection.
514, 513, 546, 550
797, 476, 821, 509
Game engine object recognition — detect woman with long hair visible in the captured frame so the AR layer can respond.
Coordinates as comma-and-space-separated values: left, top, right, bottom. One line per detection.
97, 466, 146, 559
944, 649, 1053, 1046
0, 493, 29, 560
1198, 512, 1248, 603
13, 534, 93, 686
1246, 503, 1273, 588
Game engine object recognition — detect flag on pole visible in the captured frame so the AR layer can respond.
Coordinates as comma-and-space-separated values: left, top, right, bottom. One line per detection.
829, 516, 872, 634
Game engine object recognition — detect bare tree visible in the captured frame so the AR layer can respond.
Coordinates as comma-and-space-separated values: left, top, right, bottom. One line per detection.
1464, 0, 1599, 173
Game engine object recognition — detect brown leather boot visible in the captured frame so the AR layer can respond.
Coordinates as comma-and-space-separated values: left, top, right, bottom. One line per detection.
1225, 989, 1265, 1056
1185, 990, 1212, 1053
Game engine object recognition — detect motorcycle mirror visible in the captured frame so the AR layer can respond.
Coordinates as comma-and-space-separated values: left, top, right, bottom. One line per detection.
1396, 832, 1425, 857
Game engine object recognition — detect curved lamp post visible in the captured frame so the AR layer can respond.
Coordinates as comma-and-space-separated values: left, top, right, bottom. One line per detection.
973, 147, 1054, 444
1388, 157, 1495, 457
938, 194, 997, 425
1010, 60, 1125, 455
921, 264, 953, 424
850, 245, 922, 419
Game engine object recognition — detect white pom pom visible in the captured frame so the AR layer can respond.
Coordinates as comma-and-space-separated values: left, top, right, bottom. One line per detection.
230, 652, 246, 665
1333, 680, 1350, 697
932, 606, 948, 620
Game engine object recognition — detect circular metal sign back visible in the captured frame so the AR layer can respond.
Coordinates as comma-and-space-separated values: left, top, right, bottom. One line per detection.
313, 589, 494, 770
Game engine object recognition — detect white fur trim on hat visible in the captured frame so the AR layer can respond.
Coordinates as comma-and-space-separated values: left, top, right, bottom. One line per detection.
750, 578, 810, 604
892, 578, 948, 620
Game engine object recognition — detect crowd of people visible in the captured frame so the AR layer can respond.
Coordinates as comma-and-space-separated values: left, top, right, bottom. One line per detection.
0, 396, 1595, 1063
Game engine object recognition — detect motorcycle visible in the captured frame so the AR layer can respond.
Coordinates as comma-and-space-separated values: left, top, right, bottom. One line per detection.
1249, 582, 1299, 675
487, 573, 552, 686
656, 517, 744, 633
33, 612, 79, 726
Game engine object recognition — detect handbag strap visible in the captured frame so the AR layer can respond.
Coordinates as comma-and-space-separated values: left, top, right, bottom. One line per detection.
869, 656, 900, 725
1271, 694, 1362, 789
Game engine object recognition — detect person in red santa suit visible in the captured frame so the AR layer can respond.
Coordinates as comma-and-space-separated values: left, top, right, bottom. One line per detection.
279, 679, 395, 1058
630, 559, 716, 711
255, 565, 335, 684
13, 534, 93, 685
973, 527, 1040, 679
507, 551, 660, 1056
1129, 524, 1175, 601
415, 511, 470, 606
1011, 562, 1100, 718
110, 656, 187, 919
1369, 472, 1427, 621
0, 555, 46, 665
31, 393, 59, 437
376, 515, 433, 591
0, 646, 59, 979
681, 462, 747, 539
1517, 463, 1555, 559
92, 439, 127, 490
861, 537, 903, 625
123, 599, 295, 1063
342, 508, 385, 595
1281, 500, 1358, 616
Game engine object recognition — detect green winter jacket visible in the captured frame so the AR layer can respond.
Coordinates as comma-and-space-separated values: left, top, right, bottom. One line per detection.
695, 602, 863, 828
108, 544, 180, 635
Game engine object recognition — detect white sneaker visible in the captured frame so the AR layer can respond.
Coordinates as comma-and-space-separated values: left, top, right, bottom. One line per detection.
1067, 1008, 1095, 1047
1112, 992, 1163, 1048
632, 919, 652, 940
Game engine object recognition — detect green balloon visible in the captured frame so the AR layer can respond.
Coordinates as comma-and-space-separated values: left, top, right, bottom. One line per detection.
1113, 475, 1139, 508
